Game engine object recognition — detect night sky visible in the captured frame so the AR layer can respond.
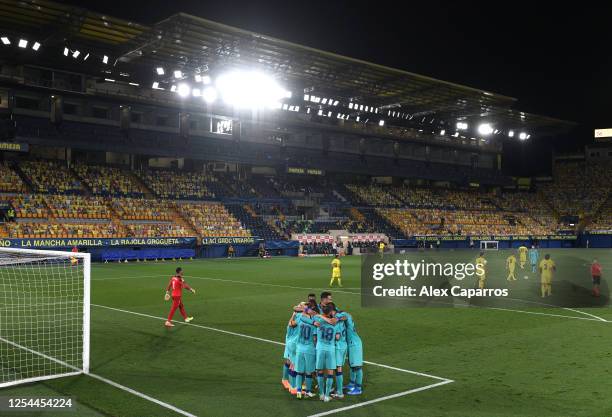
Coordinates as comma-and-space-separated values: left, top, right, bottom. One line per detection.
62, 0, 612, 174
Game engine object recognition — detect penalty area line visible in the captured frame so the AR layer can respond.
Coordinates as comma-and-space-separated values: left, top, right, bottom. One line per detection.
92, 304, 450, 381
92, 304, 454, 412
0, 336, 197, 417
306, 379, 453, 417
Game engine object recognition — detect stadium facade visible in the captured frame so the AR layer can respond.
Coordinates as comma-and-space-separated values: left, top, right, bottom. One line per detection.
0, 0, 609, 259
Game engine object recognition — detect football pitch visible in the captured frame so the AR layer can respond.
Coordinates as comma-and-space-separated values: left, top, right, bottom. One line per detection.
3, 249, 612, 417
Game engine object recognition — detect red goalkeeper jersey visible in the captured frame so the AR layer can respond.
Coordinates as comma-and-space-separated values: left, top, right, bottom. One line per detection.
167, 276, 191, 297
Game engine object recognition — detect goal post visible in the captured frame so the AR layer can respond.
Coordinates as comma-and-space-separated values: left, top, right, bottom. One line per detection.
479, 240, 499, 251
0, 247, 90, 388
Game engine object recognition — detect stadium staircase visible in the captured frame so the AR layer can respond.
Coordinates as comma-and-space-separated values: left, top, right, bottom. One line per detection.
359, 208, 407, 240
128, 172, 156, 199
69, 166, 93, 196
331, 189, 349, 204
225, 203, 280, 240
172, 202, 199, 237
11, 163, 35, 194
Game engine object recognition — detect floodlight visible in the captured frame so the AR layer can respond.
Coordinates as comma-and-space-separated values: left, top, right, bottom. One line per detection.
83, 53, 89, 60
152, 82, 160, 89
129, 82, 139, 86
202, 86, 217, 103
440, 129, 446, 135
174, 70, 182, 79
18, 39, 27, 48
215, 70, 290, 109
304, 94, 310, 101
508, 130, 514, 137
170, 85, 177, 92
201, 75, 211, 85
177, 83, 190, 97
519, 132, 527, 140
379, 120, 385, 126
156, 67, 164, 75
477, 123, 494, 136
72, 50, 80, 58
104, 78, 115, 82
32, 42, 41, 51
1, 37, 10, 45
195, 74, 202, 82
102, 55, 109, 64
456, 122, 468, 130
63, 47, 69, 56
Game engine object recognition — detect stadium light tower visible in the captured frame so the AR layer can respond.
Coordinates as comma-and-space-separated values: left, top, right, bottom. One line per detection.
477, 123, 494, 136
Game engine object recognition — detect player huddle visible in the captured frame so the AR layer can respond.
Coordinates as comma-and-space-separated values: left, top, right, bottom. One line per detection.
282, 292, 363, 401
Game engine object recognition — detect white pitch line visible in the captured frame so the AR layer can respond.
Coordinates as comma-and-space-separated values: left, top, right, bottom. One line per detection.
562, 307, 608, 322
306, 379, 454, 417
91, 303, 454, 416
93, 304, 451, 381
92, 273, 612, 323
93, 304, 285, 346
0, 336, 197, 417
93, 304, 452, 381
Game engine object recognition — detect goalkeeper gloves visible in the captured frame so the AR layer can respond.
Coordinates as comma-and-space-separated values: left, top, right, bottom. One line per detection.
191, 288, 196, 294
164, 292, 170, 301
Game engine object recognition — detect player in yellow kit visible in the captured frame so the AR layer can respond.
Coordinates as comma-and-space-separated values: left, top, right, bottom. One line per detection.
539, 254, 556, 297
475, 252, 487, 289
517, 245, 528, 269
330, 255, 342, 287
506, 254, 517, 281
378, 241, 385, 259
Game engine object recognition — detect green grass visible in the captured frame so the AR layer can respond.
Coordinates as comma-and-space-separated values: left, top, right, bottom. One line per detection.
2, 250, 612, 417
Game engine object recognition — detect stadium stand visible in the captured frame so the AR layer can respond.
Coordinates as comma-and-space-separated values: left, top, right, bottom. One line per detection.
137, 169, 217, 200
0, 162, 26, 192
19, 160, 84, 194
74, 164, 146, 197
225, 203, 281, 239
111, 198, 174, 221
45, 195, 111, 219
177, 202, 250, 237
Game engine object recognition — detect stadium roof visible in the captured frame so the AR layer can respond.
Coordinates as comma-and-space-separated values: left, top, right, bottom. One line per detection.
0, 0, 575, 135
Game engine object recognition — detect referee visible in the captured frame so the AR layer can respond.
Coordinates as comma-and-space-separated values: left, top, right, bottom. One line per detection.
591, 259, 602, 298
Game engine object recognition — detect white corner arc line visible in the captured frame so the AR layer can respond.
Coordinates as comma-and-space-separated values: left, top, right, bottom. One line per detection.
306, 379, 454, 417
0, 336, 197, 417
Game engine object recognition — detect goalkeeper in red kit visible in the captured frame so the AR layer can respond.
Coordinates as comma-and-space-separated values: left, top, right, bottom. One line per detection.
164, 267, 196, 327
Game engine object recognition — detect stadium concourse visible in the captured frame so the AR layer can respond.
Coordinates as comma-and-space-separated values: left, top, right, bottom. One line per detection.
0, 158, 610, 249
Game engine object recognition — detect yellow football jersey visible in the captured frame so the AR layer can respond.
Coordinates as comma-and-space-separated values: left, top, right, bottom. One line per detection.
506, 255, 516, 266
539, 259, 555, 278
518, 246, 528, 258
332, 258, 341, 269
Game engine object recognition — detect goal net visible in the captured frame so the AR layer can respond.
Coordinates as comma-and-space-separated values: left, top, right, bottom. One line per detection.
0, 248, 90, 388
480, 240, 499, 251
